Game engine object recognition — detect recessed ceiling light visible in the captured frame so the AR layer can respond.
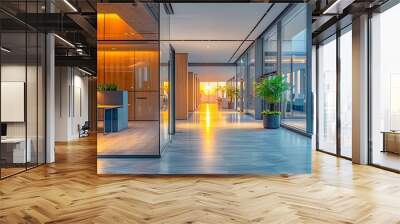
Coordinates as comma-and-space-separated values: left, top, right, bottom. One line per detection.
54, 34, 75, 48
1, 47, 11, 53
63, 0, 78, 12
78, 67, 93, 76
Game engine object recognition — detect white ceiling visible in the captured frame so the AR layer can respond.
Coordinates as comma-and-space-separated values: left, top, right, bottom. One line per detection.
169, 3, 288, 63
190, 66, 236, 82
170, 40, 252, 63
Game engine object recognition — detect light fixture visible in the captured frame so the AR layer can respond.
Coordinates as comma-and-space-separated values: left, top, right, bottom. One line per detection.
1, 47, 11, 53
63, 0, 78, 12
78, 67, 93, 76
54, 34, 75, 48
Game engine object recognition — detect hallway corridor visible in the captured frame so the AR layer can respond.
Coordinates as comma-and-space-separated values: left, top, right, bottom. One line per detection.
98, 104, 311, 174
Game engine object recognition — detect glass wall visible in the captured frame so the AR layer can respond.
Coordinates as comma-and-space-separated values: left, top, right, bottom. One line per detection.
340, 26, 352, 158
0, 2, 46, 179
246, 45, 256, 116
371, 3, 400, 171
236, 54, 247, 112
97, 3, 161, 157
160, 4, 171, 151
257, 4, 312, 134
263, 25, 278, 74
281, 5, 308, 131
317, 35, 337, 154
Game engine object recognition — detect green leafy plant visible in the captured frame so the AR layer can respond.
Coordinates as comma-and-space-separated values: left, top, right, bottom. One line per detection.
97, 83, 118, 91
261, 111, 281, 116
255, 74, 288, 115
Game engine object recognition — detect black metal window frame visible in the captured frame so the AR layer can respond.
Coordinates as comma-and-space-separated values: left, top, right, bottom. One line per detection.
315, 22, 353, 161
0, 0, 47, 180
367, 0, 400, 173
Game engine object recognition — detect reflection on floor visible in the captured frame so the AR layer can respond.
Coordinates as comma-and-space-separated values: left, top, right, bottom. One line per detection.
282, 118, 306, 130
373, 151, 400, 171
0, 167, 25, 178
97, 121, 159, 156
98, 103, 311, 174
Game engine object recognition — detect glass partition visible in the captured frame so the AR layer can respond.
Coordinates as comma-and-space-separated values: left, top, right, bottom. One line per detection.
236, 54, 247, 112
246, 45, 256, 116
317, 35, 337, 154
263, 25, 278, 74
371, 3, 400, 171
97, 3, 161, 157
281, 5, 308, 131
339, 26, 352, 158
160, 5, 170, 151
0, 3, 46, 178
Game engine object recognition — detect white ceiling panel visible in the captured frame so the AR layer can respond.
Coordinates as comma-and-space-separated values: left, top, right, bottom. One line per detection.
170, 3, 271, 41
247, 3, 289, 40
168, 3, 288, 64
171, 41, 254, 63
189, 66, 236, 82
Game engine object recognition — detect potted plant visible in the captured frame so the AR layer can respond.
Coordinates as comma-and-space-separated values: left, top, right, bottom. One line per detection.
225, 85, 238, 109
255, 75, 288, 129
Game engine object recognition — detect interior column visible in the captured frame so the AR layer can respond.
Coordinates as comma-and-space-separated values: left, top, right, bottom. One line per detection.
175, 53, 188, 120
352, 14, 369, 164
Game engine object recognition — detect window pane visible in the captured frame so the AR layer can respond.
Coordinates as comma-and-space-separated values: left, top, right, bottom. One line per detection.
263, 25, 278, 74
97, 3, 160, 157
371, 3, 400, 170
246, 45, 256, 116
1, 22, 28, 177
318, 35, 337, 154
340, 27, 352, 158
281, 5, 308, 131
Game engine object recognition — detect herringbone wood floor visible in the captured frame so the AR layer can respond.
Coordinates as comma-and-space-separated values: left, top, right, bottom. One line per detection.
1, 136, 400, 224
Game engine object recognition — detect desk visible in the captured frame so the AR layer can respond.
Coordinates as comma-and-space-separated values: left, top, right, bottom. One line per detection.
97, 105, 122, 134
1, 138, 31, 163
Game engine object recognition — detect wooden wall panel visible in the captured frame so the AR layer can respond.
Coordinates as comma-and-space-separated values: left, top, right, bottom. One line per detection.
188, 72, 194, 112
194, 75, 198, 109
176, 53, 188, 120
197, 76, 200, 108
134, 92, 159, 121
134, 51, 159, 91
193, 74, 197, 110
97, 50, 159, 121
104, 51, 134, 91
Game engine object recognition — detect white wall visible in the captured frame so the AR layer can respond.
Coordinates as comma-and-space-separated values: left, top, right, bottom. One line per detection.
55, 67, 89, 141
189, 66, 236, 82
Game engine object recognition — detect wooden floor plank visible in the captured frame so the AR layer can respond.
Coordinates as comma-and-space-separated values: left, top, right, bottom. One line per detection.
1, 136, 400, 223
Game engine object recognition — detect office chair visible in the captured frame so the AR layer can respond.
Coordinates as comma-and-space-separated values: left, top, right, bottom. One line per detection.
79, 121, 90, 138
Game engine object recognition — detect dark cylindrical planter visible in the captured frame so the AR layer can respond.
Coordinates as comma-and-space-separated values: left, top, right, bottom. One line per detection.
263, 114, 281, 129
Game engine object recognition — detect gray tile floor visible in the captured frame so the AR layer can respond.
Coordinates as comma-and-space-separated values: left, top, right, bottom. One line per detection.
97, 105, 312, 174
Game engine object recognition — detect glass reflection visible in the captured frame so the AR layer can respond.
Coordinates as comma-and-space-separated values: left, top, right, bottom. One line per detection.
97, 3, 161, 157
281, 5, 308, 131
318, 35, 337, 154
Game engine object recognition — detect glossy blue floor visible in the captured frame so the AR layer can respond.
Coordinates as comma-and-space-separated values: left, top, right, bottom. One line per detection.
97, 104, 312, 174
